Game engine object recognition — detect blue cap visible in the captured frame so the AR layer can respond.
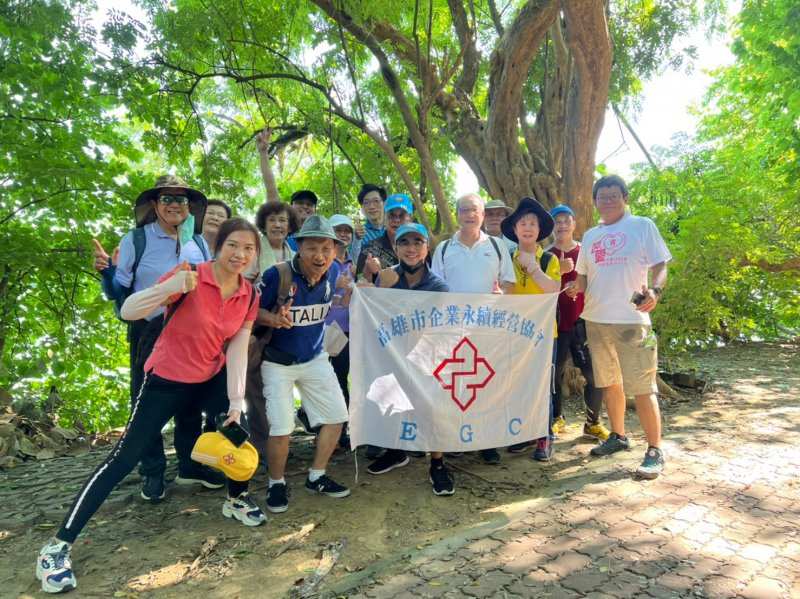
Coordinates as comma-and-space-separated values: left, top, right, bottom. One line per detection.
384, 193, 414, 215
395, 223, 428, 242
329, 214, 355, 232
550, 204, 575, 218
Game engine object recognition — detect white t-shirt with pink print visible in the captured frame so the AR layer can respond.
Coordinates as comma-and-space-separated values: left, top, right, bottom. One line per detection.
576, 212, 672, 325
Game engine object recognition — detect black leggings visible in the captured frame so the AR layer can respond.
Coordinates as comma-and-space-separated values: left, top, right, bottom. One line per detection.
554, 328, 603, 424
56, 368, 248, 544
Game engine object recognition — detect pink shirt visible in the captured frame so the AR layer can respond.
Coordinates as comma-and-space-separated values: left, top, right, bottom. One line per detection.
144, 262, 259, 383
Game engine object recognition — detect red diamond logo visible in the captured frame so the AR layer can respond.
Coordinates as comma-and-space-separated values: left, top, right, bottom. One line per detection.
433, 337, 495, 412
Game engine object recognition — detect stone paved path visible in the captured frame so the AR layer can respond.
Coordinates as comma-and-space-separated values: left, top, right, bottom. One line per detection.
332, 343, 800, 599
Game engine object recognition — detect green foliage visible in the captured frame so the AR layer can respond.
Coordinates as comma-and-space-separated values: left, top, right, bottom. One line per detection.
629, 0, 800, 352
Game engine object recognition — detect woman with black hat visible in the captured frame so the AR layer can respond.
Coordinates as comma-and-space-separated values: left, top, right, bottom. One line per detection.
501, 197, 562, 461
96, 175, 223, 502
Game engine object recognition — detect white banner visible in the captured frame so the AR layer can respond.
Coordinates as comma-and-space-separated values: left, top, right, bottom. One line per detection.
349, 287, 558, 452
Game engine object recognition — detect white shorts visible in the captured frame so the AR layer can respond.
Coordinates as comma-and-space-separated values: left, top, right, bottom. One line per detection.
261, 352, 348, 436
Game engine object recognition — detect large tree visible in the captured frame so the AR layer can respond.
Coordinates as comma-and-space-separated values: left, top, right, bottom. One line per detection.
128, 0, 716, 233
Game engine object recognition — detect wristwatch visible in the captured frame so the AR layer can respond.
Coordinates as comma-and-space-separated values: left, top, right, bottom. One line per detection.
650, 286, 663, 298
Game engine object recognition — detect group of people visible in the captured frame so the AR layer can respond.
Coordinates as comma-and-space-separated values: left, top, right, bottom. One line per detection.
36, 173, 671, 595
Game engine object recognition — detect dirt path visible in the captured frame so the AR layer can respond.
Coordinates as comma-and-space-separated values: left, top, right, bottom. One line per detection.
2, 342, 798, 598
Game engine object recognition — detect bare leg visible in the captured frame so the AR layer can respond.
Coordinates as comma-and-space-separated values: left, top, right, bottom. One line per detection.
634, 393, 662, 447
311, 424, 343, 470
266, 435, 290, 480
603, 384, 627, 436
430, 452, 443, 460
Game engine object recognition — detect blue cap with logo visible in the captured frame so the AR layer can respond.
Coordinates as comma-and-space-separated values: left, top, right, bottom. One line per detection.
384, 193, 414, 215
550, 204, 575, 218
394, 223, 428, 242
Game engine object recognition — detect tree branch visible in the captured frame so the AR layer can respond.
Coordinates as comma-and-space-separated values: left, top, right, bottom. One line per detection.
447, 0, 481, 96
612, 104, 660, 171
740, 257, 800, 273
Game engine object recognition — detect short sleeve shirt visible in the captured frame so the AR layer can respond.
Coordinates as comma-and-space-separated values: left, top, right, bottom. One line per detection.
387, 265, 450, 292
144, 262, 258, 383
430, 231, 516, 293
356, 232, 398, 280
115, 222, 209, 320
259, 257, 337, 363
549, 244, 584, 332
511, 246, 561, 334
576, 212, 672, 325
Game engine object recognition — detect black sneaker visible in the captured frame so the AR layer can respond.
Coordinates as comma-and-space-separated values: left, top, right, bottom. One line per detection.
305, 474, 351, 498
507, 440, 535, 454
141, 474, 166, 502
590, 432, 631, 457
365, 445, 383, 459
636, 447, 665, 479
176, 463, 226, 489
480, 448, 501, 464
367, 449, 410, 475
297, 407, 321, 434
266, 482, 289, 513
430, 464, 455, 496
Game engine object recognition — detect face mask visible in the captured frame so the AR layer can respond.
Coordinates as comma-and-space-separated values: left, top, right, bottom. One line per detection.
178, 214, 195, 245
400, 261, 425, 274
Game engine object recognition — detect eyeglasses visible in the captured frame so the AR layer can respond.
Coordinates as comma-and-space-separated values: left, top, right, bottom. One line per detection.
158, 194, 189, 206
397, 238, 425, 247
362, 198, 382, 207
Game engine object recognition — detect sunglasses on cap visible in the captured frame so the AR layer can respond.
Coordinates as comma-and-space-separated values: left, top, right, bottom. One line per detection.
158, 194, 189, 206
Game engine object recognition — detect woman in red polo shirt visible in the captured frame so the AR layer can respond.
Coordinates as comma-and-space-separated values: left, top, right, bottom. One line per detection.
36, 218, 264, 595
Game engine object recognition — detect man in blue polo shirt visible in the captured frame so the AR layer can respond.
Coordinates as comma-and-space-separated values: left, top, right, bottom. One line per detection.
258, 215, 351, 514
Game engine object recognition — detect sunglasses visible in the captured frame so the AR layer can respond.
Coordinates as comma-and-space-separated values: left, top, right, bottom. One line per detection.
158, 194, 189, 206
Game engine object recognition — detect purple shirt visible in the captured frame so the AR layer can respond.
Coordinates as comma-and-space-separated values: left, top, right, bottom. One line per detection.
325, 256, 353, 333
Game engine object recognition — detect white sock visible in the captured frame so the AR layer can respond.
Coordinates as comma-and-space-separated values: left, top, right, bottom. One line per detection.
268, 477, 285, 487
308, 468, 325, 482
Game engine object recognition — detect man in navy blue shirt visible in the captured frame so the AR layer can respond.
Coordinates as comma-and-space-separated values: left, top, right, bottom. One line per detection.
258, 215, 351, 513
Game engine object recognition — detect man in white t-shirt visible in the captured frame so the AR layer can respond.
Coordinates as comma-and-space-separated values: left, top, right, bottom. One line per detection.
568, 175, 671, 479
431, 193, 516, 464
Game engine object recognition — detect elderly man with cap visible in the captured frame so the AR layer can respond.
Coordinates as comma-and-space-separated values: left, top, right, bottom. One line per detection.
500, 197, 561, 460
431, 193, 516, 464
258, 215, 351, 514
363, 223, 455, 495
356, 193, 413, 284
568, 175, 671, 479
92, 175, 221, 502
547, 204, 610, 442
483, 199, 518, 253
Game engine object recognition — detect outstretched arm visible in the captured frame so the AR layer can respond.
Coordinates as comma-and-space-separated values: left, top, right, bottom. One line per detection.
119, 263, 197, 321
256, 127, 280, 203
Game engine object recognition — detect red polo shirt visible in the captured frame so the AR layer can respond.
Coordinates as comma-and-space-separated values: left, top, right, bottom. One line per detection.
144, 262, 259, 383
551, 244, 584, 332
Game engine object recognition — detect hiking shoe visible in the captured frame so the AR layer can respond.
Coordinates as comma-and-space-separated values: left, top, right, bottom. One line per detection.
480, 449, 501, 464
552, 415, 567, 436
305, 474, 351, 498
175, 463, 225, 489
297, 407, 321, 434
636, 447, 665, 479
507, 440, 536, 454
367, 449, 410, 475
36, 539, 77, 594
140, 474, 166, 502
590, 432, 631, 456
584, 422, 611, 441
222, 493, 266, 527
532, 438, 554, 462
430, 464, 455, 496
266, 482, 289, 513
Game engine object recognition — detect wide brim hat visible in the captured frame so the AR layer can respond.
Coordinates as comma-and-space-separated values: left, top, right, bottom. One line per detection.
191, 432, 258, 482
134, 175, 207, 234
294, 214, 345, 245
501, 197, 555, 242
485, 199, 512, 214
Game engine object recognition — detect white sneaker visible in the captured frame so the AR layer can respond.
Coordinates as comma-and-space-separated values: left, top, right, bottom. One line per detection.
36, 538, 77, 594
222, 493, 266, 527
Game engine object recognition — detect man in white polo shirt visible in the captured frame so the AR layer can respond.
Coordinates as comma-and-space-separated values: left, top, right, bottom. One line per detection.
568, 175, 671, 479
431, 193, 516, 464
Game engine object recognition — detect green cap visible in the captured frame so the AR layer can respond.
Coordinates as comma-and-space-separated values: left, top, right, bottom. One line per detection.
294, 215, 344, 244
485, 199, 512, 213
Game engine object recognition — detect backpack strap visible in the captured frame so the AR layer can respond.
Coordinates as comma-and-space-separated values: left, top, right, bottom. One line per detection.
193, 233, 210, 261
130, 226, 147, 291
275, 261, 294, 306
488, 236, 502, 262
539, 250, 554, 273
